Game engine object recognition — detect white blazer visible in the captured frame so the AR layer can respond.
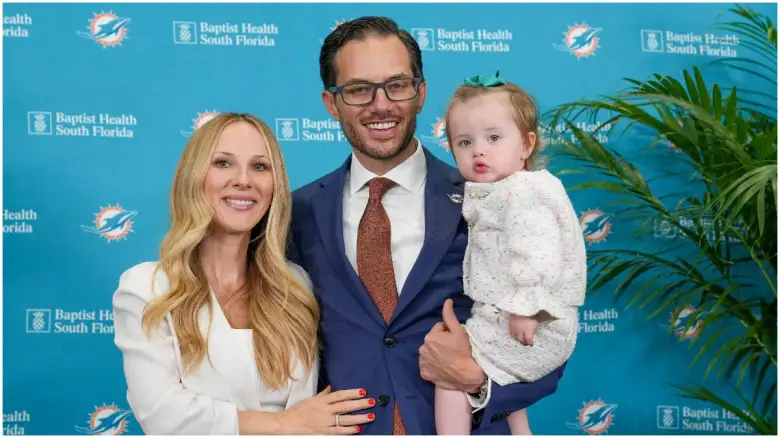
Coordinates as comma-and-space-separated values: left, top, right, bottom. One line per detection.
112, 261, 319, 435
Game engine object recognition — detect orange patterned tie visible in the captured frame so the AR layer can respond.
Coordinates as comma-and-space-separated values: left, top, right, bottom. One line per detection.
356, 177, 407, 435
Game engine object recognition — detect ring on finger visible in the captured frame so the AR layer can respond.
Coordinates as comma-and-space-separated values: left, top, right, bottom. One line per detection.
335, 414, 340, 427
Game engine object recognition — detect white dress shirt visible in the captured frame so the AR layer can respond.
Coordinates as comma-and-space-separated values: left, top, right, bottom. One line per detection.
112, 261, 318, 435
343, 139, 427, 294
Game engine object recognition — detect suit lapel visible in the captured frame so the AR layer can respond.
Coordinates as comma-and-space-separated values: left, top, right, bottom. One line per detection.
311, 157, 387, 328
393, 149, 464, 319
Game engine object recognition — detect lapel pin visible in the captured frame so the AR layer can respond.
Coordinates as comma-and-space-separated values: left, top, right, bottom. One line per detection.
448, 193, 463, 204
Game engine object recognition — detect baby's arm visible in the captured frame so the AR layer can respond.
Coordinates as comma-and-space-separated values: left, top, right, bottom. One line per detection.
509, 313, 539, 346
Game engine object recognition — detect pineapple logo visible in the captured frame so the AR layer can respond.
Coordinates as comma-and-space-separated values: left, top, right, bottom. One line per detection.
656, 405, 680, 430
76, 11, 130, 48
275, 118, 300, 141
566, 399, 618, 434
553, 23, 602, 59
27, 111, 53, 135
173, 21, 198, 44
641, 30, 665, 53
26, 309, 51, 333
75, 403, 134, 435
411, 28, 435, 51
180, 110, 219, 137
81, 205, 137, 242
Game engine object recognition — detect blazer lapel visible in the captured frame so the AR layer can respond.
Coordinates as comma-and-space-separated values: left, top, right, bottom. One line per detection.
311, 157, 387, 328
393, 149, 465, 319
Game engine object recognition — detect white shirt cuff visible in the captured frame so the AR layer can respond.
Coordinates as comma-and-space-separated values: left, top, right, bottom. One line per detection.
465, 377, 492, 413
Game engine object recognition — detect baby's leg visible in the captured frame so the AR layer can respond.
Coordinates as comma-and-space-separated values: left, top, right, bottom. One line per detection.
508, 409, 532, 435
435, 386, 473, 435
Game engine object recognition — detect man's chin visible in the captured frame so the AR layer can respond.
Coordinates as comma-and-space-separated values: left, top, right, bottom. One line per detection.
360, 144, 406, 160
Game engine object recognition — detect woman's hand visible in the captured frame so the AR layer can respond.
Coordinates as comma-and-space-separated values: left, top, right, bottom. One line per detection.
280, 386, 376, 435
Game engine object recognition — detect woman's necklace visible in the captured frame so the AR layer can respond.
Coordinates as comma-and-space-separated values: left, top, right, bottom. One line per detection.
214, 281, 249, 327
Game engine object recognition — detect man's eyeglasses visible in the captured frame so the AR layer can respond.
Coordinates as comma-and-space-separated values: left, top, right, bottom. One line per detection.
328, 77, 423, 106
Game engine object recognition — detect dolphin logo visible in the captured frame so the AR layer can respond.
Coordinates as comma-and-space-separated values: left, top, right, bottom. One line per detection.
81, 210, 137, 235
581, 404, 617, 430
75, 408, 133, 435
77, 17, 131, 40
554, 24, 602, 58
566, 402, 618, 434
582, 214, 611, 238
567, 28, 602, 51
673, 312, 698, 332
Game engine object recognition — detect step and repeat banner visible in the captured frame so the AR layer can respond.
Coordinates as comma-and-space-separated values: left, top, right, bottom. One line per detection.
4, 2, 776, 435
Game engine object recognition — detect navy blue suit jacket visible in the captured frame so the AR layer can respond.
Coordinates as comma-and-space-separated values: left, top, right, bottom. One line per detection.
288, 147, 565, 434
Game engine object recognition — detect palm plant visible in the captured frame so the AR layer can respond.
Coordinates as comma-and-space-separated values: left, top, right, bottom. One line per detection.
542, 4, 777, 434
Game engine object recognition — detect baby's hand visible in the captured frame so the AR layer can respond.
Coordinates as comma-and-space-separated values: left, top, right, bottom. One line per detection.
509, 314, 539, 346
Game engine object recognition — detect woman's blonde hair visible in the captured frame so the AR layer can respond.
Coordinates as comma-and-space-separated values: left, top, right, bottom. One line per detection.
141, 112, 319, 390
445, 81, 546, 171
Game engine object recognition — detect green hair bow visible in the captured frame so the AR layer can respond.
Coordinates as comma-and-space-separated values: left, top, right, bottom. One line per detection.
464, 71, 506, 87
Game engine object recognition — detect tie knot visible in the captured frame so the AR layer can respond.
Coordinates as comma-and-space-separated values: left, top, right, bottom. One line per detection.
367, 177, 396, 201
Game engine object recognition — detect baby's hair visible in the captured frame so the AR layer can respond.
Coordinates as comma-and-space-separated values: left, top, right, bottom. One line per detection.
444, 81, 546, 171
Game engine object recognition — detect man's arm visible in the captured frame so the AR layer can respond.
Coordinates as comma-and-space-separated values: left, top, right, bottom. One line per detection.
419, 299, 565, 422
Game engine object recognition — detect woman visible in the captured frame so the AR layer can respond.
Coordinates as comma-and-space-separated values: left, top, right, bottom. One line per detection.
112, 113, 375, 434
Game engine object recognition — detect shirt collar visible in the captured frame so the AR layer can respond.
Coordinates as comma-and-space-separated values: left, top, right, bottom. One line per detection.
348, 137, 427, 195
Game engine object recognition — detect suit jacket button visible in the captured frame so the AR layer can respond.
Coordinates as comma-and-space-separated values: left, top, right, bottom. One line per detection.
378, 394, 389, 406
383, 336, 396, 347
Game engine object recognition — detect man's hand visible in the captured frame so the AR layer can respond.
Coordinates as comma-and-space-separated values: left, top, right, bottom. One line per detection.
419, 299, 486, 392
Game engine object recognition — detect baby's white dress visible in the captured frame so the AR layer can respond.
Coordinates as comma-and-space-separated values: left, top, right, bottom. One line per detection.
462, 169, 587, 386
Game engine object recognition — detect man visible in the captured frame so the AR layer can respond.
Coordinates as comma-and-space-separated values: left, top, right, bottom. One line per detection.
288, 16, 565, 435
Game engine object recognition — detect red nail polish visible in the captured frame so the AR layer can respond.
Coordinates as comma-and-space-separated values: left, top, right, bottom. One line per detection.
356, 426, 362, 432
368, 413, 375, 420
359, 389, 366, 396
368, 398, 376, 406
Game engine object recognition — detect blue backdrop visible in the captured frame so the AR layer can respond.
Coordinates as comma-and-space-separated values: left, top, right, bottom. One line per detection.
3, 2, 776, 435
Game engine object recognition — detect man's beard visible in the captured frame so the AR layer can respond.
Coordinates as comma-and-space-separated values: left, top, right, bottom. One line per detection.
340, 116, 417, 161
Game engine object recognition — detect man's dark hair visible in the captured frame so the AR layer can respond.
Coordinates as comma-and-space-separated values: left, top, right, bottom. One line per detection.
319, 16, 425, 89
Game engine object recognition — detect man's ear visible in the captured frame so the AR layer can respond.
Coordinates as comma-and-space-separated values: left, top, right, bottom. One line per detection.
416, 80, 427, 114
322, 90, 341, 121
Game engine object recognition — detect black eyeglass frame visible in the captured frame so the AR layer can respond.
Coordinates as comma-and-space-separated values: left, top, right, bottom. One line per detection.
327, 77, 424, 106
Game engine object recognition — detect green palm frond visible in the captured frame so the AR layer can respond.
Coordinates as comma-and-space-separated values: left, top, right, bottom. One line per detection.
542, 3, 776, 430
672, 383, 777, 435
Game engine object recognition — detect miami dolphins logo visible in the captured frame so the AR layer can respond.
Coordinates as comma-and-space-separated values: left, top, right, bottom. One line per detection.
180, 110, 219, 137
331, 19, 352, 31
420, 117, 450, 151
319, 19, 353, 44
81, 204, 137, 242
566, 399, 618, 434
75, 403, 133, 435
76, 11, 130, 48
671, 305, 703, 340
554, 23, 602, 59
579, 209, 612, 244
